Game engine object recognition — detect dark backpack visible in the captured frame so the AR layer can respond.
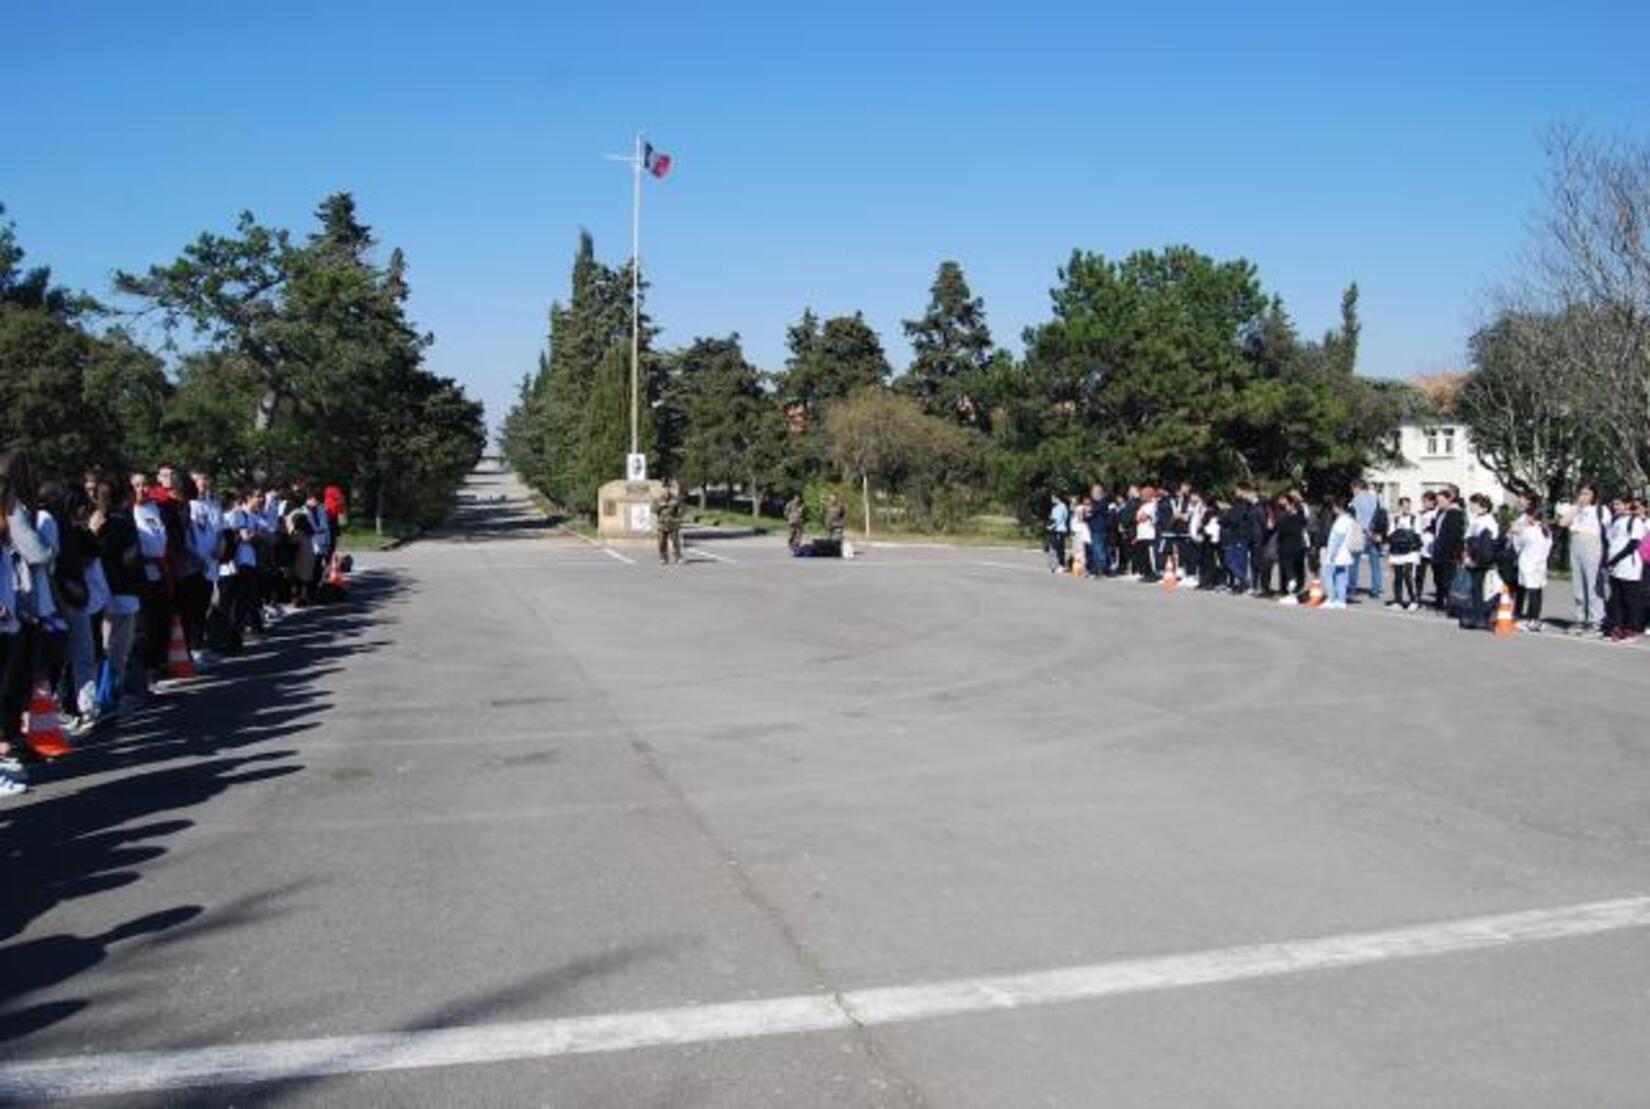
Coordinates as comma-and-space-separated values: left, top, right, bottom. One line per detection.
1389, 528, 1421, 555
1466, 528, 1498, 568
1370, 505, 1389, 541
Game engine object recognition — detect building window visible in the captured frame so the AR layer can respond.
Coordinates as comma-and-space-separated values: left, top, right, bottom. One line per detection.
1424, 426, 1456, 457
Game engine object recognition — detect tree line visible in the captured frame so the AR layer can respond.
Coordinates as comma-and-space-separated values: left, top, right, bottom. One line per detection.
505, 235, 1413, 530
0, 194, 486, 529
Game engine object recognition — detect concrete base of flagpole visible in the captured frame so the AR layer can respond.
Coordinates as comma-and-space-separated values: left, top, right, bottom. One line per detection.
596, 478, 663, 540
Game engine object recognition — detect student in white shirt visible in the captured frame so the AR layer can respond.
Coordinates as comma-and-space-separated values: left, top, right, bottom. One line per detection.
1385, 497, 1423, 611
1603, 497, 1645, 640
1510, 497, 1554, 632
1132, 487, 1159, 582
131, 472, 171, 679
1462, 493, 1501, 623
1558, 483, 1610, 634
1323, 496, 1357, 609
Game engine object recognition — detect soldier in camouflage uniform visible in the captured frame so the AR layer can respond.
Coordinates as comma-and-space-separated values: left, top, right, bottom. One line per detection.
824, 494, 846, 543
785, 494, 805, 552
654, 484, 683, 565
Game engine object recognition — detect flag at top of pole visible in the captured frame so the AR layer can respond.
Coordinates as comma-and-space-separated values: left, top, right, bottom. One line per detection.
605, 133, 675, 462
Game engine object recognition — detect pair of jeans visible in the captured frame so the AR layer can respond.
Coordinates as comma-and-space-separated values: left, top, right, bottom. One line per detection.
1350, 547, 1384, 596
1088, 533, 1109, 577
1222, 541, 1250, 590
1329, 564, 1350, 604
1569, 533, 1605, 629
62, 604, 97, 714
103, 608, 138, 699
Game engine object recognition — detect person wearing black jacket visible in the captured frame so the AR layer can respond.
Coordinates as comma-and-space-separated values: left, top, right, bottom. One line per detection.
1252, 498, 1279, 596
1116, 486, 1141, 577
1275, 494, 1309, 600
1431, 487, 1466, 609
95, 480, 145, 710
1087, 485, 1112, 577
1219, 494, 1250, 593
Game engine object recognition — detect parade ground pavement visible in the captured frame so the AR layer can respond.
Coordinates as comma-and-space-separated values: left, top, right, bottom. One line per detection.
3, 466, 1648, 1107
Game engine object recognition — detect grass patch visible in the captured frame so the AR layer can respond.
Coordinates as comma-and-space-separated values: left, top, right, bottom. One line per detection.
338, 521, 420, 552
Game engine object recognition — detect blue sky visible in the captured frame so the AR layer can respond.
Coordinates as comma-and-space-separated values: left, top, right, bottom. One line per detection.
5, 1, 1647, 433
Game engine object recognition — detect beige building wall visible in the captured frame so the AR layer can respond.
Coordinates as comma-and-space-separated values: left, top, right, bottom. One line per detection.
1364, 419, 1511, 509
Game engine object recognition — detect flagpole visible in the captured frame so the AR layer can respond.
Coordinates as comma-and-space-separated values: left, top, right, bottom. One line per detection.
629, 131, 642, 460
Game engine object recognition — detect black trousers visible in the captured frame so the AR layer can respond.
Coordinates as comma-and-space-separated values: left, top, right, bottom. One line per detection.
1606, 578, 1645, 633
0, 622, 40, 743
1279, 550, 1306, 595
1393, 563, 1418, 607
1515, 585, 1543, 621
178, 573, 211, 649
139, 579, 172, 669
1132, 539, 1156, 579
1432, 558, 1456, 609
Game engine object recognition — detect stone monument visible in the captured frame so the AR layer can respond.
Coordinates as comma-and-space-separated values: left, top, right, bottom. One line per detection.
597, 477, 663, 540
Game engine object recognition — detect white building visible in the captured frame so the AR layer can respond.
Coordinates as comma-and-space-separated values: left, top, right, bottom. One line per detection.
1365, 418, 1512, 510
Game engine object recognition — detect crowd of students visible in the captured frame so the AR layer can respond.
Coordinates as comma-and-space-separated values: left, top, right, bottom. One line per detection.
1, 448, 350, 797
1048, 479, 1648, 638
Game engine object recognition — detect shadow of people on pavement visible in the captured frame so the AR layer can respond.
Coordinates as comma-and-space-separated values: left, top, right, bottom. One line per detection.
0, 571, 408, 1046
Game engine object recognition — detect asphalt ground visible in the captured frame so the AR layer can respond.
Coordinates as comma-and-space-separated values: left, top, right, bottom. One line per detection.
2, 467, 1648, 1107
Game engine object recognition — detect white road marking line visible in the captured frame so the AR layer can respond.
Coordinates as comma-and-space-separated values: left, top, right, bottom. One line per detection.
688, 547, 736, 564
5, 895, 1647, 1100
600, 547, 635, 566
971, 559, 1044, 574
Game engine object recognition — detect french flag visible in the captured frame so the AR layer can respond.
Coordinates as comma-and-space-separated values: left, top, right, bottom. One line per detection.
643, 143, 672, 179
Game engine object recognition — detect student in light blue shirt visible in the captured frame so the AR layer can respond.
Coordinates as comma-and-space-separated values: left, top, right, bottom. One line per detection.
1046, 493, 1070, 573
1348, 480, 1383, 600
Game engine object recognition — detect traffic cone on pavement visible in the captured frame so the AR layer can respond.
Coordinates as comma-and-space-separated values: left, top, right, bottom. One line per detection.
1304, 578, 1324, 608
1070, 550, 1082, 579
1493, 586, 1516, 637
165, 617, 198, 680
1161, 563, 1178, 591
327, 552, 348, 591
24, 683, 73, 759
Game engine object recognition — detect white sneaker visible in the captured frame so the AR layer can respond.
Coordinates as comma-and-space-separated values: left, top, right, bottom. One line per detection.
1324, 600, 1347, 610
1182, 575, 1198, 586
1277, 595, 1298, 606
0, 755, 23, 774
0, 771, 27, 797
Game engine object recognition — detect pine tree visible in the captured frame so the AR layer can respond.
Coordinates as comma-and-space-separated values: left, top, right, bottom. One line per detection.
573, 342, 653, 510
898, 261, 994, 424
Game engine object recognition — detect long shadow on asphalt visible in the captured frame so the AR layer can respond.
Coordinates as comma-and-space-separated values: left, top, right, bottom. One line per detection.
170, 938, 695, 1109
0, 571, 408, 1046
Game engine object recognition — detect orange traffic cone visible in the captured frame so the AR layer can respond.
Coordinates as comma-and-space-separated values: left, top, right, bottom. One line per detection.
1304, 578, 1324, 608
24, 683, 73, 759
165, 617, 198, 681
327, 552, 348, 591
1070, 550, 1083, 579
1493, 586, 1516, 637
1161, 563, 1178, 591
